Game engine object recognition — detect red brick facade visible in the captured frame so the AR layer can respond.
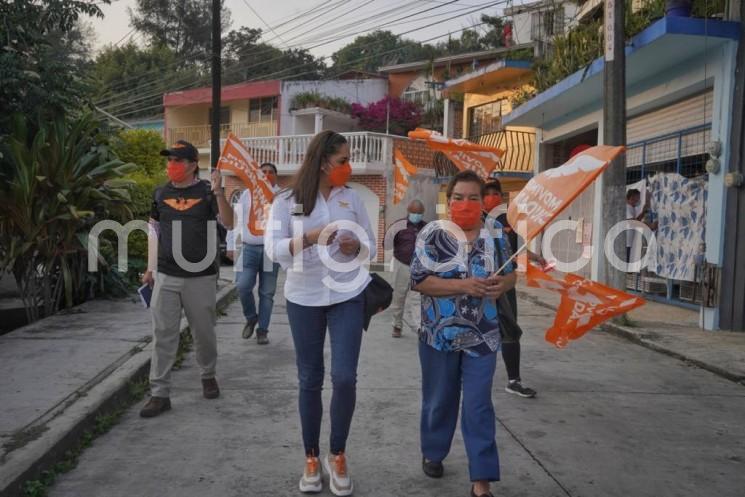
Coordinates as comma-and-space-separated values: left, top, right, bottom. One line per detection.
391, 137, 436, 170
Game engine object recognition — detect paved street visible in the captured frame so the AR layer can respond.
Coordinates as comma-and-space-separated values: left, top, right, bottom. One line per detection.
49, 280, 745, 497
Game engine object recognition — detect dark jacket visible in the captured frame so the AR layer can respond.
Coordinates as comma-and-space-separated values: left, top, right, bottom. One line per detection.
393, 219, 426, 265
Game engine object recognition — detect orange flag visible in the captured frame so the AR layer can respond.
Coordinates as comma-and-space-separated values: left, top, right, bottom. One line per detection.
526, 264, 645, 348
217, 133, 275, 236
408, 128, 504, 178
393, 148, 418, 205
507, 145, 625, 242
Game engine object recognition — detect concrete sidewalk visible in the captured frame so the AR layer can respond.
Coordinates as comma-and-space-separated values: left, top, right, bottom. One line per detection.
517, 281, 745, 384
44, 273, 745, 497
0, 270, 237, 497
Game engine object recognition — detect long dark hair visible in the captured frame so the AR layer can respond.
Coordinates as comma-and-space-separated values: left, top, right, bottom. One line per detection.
290, 130, 347, 216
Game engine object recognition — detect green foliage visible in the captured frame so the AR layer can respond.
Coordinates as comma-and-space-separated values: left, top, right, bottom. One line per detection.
128, 0, 231, 58
93, 43, 202, 120
0, 112, 136, 322
0, 0, 104, 134
291, 92, 352, 114
330, 30, 439, 73
222, 27, 324, 84
527, 0, 725, 98
22, 377, 148, 497
111, 129, 166, 177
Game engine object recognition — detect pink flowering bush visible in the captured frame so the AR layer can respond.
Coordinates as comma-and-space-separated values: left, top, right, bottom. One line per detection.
350, 97, 422, 136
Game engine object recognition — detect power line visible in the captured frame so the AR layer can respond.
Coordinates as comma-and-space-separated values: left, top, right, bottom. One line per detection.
240, 0, 290, 49
111, 8, 509, 119
95, 0, 343, 100
101, 0, 500, 113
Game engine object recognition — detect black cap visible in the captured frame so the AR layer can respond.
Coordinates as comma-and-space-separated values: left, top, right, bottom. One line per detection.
160, 140, 199, 162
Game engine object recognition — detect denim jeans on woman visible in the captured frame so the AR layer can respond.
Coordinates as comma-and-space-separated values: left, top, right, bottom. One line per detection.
286, 293, 365, 456
237, 244, 279, 332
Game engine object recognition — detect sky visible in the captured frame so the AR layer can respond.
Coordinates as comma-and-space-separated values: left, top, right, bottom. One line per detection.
91, 0, 512, 59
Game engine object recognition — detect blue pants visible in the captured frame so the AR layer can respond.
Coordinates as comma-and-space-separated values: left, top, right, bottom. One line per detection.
419, 342, 500, 482
286, 294, 365, 456
237, 244, 279, 332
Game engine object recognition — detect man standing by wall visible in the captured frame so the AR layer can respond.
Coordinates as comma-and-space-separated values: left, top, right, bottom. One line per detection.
390, 199, 427, 338
140, 140, 233, 418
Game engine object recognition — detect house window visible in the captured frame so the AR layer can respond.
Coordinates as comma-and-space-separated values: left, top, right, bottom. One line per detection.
530, 7, 564, 39
249, 96, 277, 123
208, 107, 230, 125
468, 99, 508, 139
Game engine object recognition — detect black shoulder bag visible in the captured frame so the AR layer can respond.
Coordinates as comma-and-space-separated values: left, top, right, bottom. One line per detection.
494, 239, 523, 343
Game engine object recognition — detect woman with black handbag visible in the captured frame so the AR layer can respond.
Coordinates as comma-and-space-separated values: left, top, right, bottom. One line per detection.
266, 131, 376, 496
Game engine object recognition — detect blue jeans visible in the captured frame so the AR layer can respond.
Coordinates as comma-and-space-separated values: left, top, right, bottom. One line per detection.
419, 342, 500, 482
237, 244, 279, 331
286, 294, 365, 456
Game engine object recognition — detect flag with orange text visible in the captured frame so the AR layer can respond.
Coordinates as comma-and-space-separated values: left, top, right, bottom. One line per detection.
216, 133, 275, 236
526, 263, 645, 348
408, 128, 504, 178
393, 148, 418, 204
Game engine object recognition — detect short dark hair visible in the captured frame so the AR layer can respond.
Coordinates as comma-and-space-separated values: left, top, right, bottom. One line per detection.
484, 179, 502, 194
626, 189, 641, 200
446, 170, 485, 199
260, 162, 278, 174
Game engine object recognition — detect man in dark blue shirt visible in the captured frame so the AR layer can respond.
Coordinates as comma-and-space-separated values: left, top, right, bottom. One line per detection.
389, 199, 426, 338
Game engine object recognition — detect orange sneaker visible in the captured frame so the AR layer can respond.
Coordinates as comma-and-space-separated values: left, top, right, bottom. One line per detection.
299, 455, 322, 493
323, 452, 353, 496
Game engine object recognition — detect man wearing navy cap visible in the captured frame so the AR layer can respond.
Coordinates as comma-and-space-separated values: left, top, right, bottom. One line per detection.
139, 140, 233, 418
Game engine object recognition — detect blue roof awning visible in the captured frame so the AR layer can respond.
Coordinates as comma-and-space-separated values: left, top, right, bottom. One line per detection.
503, 16, 740, 128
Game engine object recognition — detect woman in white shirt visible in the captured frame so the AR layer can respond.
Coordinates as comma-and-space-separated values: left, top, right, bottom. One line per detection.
266, 131, 376, 496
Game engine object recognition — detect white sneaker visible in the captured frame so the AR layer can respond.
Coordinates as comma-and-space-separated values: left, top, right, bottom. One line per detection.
299, 455, 322, 493
323, 452, 354, 496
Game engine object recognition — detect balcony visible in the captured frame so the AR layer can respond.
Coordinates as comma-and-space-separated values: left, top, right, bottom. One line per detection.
167, 122, 277, 149
230, 132, 393, 175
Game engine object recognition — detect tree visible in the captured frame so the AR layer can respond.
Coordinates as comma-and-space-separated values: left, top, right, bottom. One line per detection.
0, 0, 104, 134
330, 30, 438, 73
222, 27, 324, 84
350, 97, 422, 136
479, 14, 508, 49
0, 113, 137, 322
93, 43, 203, 119
128, 0, 232, 58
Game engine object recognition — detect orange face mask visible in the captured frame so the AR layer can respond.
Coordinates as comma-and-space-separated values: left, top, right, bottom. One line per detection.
483, 193, 502, 212
450, 199, 483, 230
263, 171, 277, 186
327, 162, 352, 187
167, 161, 189, 183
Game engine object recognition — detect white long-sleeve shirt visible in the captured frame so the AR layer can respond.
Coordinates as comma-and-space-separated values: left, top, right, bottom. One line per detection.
235, 186, 279, 245
266, 186, 376, 306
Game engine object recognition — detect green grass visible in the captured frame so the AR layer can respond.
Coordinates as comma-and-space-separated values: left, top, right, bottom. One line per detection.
22, 378, 149, 497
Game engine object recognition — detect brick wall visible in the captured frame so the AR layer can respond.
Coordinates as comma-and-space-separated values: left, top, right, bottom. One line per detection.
351, 174, 386, 263
391, 137, 436, 169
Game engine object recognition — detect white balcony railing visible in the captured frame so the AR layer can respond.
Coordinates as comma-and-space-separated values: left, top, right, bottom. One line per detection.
168, 122, 276, 148
236, 132, 393, 175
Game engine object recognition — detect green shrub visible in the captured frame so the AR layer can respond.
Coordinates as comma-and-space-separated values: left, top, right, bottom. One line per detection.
111, 129, 166, 177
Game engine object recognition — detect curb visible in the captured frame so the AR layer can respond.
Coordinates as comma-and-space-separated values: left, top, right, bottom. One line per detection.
0, 282, 238, 497
515, 290, 745, 386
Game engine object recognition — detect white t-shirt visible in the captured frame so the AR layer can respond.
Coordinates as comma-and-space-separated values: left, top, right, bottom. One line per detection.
266, 186, 376, 306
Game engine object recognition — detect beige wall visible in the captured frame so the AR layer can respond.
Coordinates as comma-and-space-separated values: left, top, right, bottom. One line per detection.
460, 76, 534, 138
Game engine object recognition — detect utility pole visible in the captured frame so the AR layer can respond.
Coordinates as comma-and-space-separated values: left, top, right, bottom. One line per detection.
601, 0, 626, 291
210, 0, 221, 171
719, 0, 745, 330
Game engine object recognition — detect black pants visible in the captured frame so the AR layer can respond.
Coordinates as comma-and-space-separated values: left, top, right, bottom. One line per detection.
501, 289, 521, 381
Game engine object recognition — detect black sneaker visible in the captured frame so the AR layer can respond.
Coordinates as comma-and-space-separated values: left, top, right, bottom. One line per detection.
242, 318, 258, 339
422, 457, 443, 478
256, 329, 269, 345
505, 380, 536, 398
